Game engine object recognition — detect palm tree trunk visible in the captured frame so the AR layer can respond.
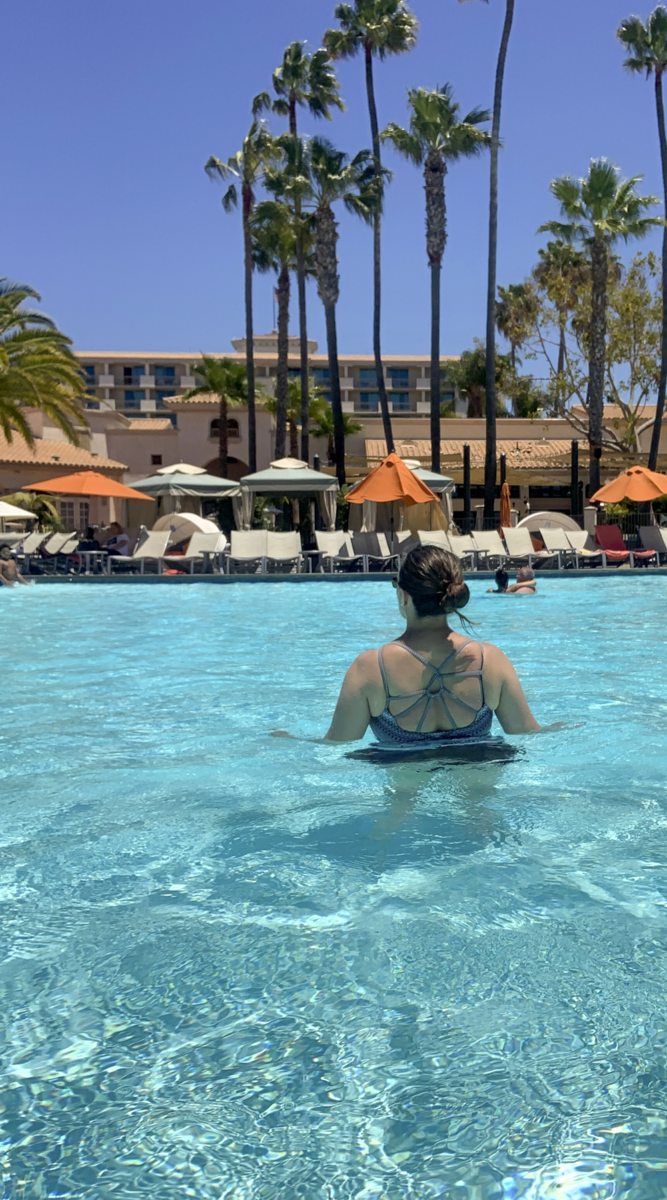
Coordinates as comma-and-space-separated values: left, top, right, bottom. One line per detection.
219, 394, 229, 479
483, 0, 515, 523
289, 414, 298, 457
297, 232, 310, 464
425, 150, 446, 474
430, 262, 441, 473
274, 263, 290, 459
587, 234, 608, 497
364, 41, 394, 455
242, 183, 257, 473
325, 302, 346, 487
649, 68, 667, 472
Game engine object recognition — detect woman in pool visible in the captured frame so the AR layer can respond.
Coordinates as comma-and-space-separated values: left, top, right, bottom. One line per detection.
324, 544, 547, 746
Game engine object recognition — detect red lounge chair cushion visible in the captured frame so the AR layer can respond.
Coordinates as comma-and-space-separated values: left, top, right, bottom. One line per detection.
595, 524, 628, 552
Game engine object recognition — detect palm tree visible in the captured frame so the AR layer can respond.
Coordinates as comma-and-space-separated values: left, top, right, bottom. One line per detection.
0, 280, 85, 445
459, 0, 515, 521
262, 378, 322, 457
2, 491, 62, 531
249, 200, 299, 459
532, 240, 589, 404
539, 159, 662, 494
324, 0, 418, 456
261, 43, 344, 464
184, 357, 248, 478
307, 137, 379, 486
310, 395, 363, 464
204, 98, 275, 473
381, 85, 490, 471
618, 8, 667, 471
495, 281, 538, 370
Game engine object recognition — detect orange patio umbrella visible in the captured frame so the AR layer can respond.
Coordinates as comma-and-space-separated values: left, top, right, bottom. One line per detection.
24, 470, 150, 500
347, 453, 439, 506
590, 465, 667, 504
499, 480, 512, 529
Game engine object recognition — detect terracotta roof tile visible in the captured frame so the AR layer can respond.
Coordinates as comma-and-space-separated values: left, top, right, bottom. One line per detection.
0, 431, 126, 471
366, 438, 575, 470
123, 419, 174, 431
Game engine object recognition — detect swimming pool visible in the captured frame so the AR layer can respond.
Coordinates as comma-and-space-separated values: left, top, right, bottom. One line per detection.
2, 577, 667, 1199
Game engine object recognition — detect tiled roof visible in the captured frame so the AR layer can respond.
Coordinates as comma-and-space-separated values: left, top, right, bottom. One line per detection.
0, 431, 126, 471
164, 392, 220, 408
123, 419, 175, 431
366, 439, 575, 470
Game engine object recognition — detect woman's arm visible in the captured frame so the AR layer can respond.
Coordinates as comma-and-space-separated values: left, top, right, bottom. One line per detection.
324, 653, 375, 743
484, 644, 541, 733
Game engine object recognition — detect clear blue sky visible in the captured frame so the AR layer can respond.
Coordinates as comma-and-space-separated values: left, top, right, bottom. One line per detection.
4, 0, 664, 357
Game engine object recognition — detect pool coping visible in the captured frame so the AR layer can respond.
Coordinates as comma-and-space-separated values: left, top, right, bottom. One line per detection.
28, 568, 667, 584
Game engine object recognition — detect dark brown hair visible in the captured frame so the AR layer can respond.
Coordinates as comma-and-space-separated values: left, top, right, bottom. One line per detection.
397, 545, 471, 621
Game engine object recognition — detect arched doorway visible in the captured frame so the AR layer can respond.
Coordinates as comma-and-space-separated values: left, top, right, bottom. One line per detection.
205, 455, 249, 482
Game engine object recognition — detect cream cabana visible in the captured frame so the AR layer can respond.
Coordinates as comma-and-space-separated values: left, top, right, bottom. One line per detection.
238, 458, 339, 530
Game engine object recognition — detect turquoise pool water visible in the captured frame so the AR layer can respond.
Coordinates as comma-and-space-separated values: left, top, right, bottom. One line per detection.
2, 578, 667, 1199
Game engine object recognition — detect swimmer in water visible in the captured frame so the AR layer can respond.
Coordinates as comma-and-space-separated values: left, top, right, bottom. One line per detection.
506, 566, 537, 594
0, 543, 29, 587
274, 546, 561, 745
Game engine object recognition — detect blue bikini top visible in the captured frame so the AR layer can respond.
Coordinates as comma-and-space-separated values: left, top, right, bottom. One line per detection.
369, 639, 493, 746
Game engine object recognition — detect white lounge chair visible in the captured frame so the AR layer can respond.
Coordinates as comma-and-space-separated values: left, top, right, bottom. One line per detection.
448, 534, 478, 569
266, 531, 303, 573
639, 525, 667, 564
314, 531, 362, 573
539, 527, 576, 570
395, 530, 418, 559
37, 531, 79, 573
471, 530, 508, 568
417, 530, 452, 551
501, 526, 558, 568
565, 529, 606, 568
162, 532, 228, 574
351, 532, 399, 572
109, 530, 171, 574
16, 530, 49, 572
228, 530, 268, 574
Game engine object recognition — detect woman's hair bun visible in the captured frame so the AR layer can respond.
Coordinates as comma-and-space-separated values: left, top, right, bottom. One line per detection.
397, 544, 472, 622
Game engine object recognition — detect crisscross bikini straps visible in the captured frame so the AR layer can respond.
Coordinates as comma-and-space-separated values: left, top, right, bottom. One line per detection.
377, 640, 485, 734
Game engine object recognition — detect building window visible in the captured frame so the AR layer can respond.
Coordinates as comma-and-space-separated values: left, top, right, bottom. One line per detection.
123, 366, 146, 386
155, 390, 175, 410
60, 501, 75, 529
210, 417, 240, 439
287, 367, 301, 378
391, 393, 410, 412
313, 367, 330, 386
79, 502, 90, 531
154, 366, 175, 385
151, 454, 163, 466
359, 392, 379, 412
83, 364, 96, 394
124, 390, 145, 410
358, 368, 377, 388
389, 368, 409, 386
320, 392, 331, 404
85, 399, 100, 410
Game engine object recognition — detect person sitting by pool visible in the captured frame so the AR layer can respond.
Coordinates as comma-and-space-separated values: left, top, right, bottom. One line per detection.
105, 522, 131, 556
321, 545, 549, 745
486, 567, 509, 594
506, 566, 537, 594
0, 543, 29, 587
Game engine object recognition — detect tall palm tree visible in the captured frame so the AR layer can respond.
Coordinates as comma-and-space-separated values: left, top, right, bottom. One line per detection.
261, 43, 344, 464
532, 240, 589, 404
540, 159, 662, 494
495, 281, 538, 370
249, 200, 300, 460
324, 0, 418, 457
459, 0, 515, 521
618, 8, 667, 470
184, 357, 248, 479
204, 98, 275, 473
0, 280, 85, 446
263, 379, 325, 457
310, 395, 363, 464
307, 137, 379, 485
381, 84, 490, 471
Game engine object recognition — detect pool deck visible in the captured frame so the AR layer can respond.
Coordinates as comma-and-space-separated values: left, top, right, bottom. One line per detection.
30, 568, 667, 583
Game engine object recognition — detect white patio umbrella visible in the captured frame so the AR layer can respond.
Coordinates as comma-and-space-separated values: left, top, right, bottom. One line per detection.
0, 500, 38, 522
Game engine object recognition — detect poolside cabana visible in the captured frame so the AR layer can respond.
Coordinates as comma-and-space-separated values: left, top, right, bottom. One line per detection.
130, 469, 240, 516
238, 458, 339, 530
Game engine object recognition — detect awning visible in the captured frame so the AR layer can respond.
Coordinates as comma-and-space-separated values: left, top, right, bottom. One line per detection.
131, 471, 240, 498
